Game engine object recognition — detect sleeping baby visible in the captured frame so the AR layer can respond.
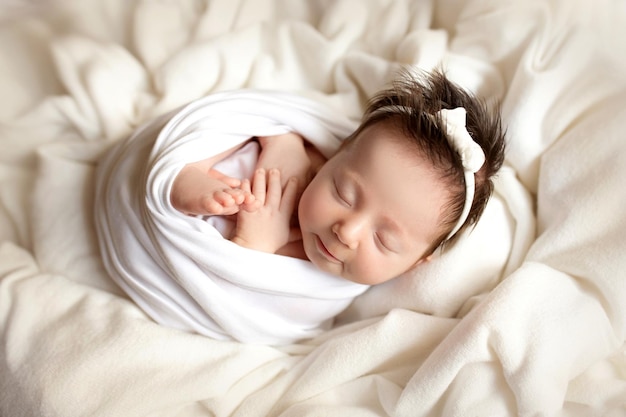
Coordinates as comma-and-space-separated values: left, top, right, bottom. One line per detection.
95, 69, 505, 344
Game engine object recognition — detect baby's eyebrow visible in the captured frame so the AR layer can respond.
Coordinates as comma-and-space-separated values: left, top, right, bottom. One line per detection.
380, 214, 402, 234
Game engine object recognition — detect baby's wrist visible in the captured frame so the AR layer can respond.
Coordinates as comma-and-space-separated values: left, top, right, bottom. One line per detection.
231, 235, 257, 251
231, 234, 277, 254
230, 235, 248, 248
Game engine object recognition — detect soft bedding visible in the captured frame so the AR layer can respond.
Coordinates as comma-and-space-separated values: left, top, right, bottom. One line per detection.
1, 0, 625, 416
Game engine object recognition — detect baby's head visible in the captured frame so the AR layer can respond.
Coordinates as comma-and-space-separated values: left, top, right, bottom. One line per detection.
299, 69, 506, 285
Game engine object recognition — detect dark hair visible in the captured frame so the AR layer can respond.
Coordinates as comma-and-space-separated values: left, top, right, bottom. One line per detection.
343, 69, 506, 253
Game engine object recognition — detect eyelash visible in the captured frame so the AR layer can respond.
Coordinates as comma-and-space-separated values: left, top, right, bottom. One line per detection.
334, 180, 352, 207
375, 233, 392, 252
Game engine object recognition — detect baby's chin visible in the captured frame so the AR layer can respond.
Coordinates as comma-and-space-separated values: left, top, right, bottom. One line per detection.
301, 237, 343, 278
310, 258, 363, 285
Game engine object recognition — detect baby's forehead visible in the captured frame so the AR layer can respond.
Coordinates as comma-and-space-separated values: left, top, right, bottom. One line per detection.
342, 120, 426, 163
337, 122, 453, 231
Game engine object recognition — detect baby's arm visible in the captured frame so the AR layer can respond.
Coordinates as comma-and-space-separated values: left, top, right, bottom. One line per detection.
170, 132, 324, 217
170, 144, 256, 216
231, 168, 300, 254
256, 133, 312, 191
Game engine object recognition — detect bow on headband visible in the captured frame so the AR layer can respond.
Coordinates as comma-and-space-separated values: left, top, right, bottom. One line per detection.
437, 107, 485, 240
438, 108, 485, 173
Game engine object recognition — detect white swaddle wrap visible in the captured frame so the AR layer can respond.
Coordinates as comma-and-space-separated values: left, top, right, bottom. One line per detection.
94, 90, 369, 345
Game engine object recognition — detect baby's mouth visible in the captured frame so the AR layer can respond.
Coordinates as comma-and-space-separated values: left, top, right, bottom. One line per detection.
316, 235, 341, 264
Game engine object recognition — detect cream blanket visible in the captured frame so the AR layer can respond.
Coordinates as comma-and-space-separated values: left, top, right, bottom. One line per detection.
1, 0, 625, 416
94, 90, 368, 345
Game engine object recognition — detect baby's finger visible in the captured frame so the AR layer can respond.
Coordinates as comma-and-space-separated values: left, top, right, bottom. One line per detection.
201, 197, 226, 215
251, 169, 267, 203
265, 169, 283, 207
201, 191, 237, 215
241, 199, 261, 212
240, 179, 260, 212
216, 190, 241, 207
239, 178, 251, 194
227, 188, 250, 206
207, 168, 241, 187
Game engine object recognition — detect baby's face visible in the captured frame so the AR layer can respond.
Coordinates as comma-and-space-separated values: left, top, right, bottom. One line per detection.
298, 122, 450, 285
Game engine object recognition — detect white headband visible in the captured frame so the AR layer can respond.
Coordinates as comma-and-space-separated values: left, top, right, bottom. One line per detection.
437, 107, 485, 240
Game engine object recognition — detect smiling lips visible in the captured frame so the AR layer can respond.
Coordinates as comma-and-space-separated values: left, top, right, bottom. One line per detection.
316, 236, 341, 264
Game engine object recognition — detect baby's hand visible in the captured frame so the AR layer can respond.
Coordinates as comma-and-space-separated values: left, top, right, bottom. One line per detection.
199, 169, 256, 215
231, 168, 300, 253
171, 167, 255, 216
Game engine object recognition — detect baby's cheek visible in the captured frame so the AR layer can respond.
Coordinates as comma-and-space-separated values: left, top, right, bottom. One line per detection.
299, 187, 324, 222
353, 256, 394, 286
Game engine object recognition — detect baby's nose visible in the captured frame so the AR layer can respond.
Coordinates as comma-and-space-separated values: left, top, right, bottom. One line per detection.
332, 215, 366, 249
